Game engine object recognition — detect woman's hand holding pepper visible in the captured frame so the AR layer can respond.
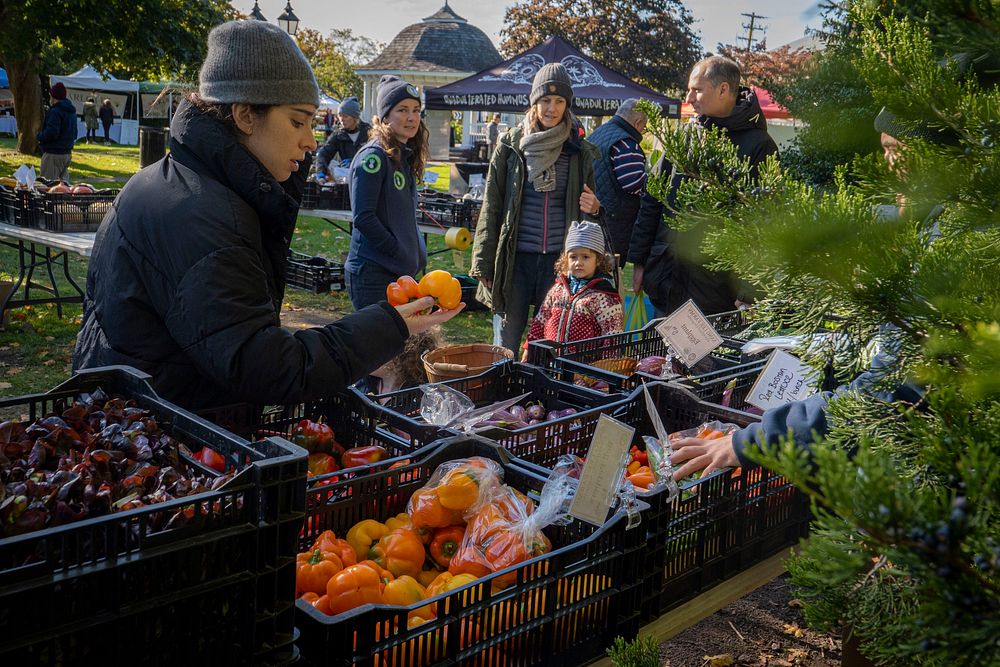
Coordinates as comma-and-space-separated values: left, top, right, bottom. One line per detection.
395, 296, 465, 336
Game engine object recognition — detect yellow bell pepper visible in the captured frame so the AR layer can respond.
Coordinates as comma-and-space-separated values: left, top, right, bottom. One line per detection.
383, 575, 434, 619
426, 571, 478, 616
346, 519, 389, 562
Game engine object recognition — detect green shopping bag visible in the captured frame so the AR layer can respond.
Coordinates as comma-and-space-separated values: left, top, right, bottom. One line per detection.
624, 290, 650, 332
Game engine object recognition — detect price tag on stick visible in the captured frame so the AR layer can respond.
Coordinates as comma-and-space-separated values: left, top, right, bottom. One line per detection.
746, 349, 820, 411
569, 414, 636, 526
654, 300, 724, 367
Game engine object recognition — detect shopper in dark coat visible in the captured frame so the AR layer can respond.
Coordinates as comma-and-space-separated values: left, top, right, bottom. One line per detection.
630, 56, 778, 316
73, 20, 460, 412
315, 97, 370, 178
37, 82, 77, 182
98, 99, 114, 142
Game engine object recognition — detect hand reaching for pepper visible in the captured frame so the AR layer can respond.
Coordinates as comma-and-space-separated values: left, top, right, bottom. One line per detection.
395, 297, 465, 336
669, 433, 739, 480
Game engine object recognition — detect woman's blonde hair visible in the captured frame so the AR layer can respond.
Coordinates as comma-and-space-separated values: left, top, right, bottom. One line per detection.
370, 116, 429, 181
554, 248, 615, 277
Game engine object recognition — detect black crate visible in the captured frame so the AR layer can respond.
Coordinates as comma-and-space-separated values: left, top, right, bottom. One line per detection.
670, 358, 770, 417
350, 362, 626, 450
3, 187, 38, 227
705, 308, 754, 340
36, 190, 118, 232
301, 181, 350, 210
525, 318, 747, 394
295, 436, 647, 667
0, 185, 16, 224
416, 190, 480, 231
511, 382, 808, 622
0, 365, 307, 665
286, 249, 345, 293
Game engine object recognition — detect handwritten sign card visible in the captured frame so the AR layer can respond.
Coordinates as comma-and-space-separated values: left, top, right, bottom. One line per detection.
654, 300, 724, 366
569, 414, 635, 526
746, 349, 820, 411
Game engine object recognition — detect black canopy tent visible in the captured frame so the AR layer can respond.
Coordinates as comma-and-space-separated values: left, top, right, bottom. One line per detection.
424, 35, 680, 118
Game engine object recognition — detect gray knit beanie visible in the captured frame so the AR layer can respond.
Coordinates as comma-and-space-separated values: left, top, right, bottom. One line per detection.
530, 63, 574, 106
199, 20, 319, 107
564, 221, 606, 255
376, 76, 420, 120
338, 96, 361, 118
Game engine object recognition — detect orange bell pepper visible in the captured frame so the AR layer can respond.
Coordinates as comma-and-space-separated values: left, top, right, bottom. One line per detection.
408, 487, 464, 529
417, 269, 463, 310
372, 528, 426, 578
426, 571, 478, 616
383, 575, 435, 619
311, 530, 358, 567
296, 548, 344, 596
356, 559, 395, 587
437, 470, 480, 511
346, 519, 389, 562
417, 565, 442, 588
447, 545, 493, 579
300, 591, 333, 615
326, 564, 385, 615
429, 525, 466, 569
385, 512, 431, 544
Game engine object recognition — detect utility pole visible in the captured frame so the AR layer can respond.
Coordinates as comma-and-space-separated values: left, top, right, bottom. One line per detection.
737, 12, 768, 51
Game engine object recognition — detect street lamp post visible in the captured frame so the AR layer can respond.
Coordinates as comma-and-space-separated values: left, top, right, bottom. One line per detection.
249, 0, 266, 21
277, 2, 300, 36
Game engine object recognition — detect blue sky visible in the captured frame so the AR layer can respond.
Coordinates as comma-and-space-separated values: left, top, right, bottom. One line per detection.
238, 0, 823, 53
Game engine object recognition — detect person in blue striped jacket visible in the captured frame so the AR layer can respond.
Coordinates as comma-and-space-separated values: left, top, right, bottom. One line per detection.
587, 99, 648, 267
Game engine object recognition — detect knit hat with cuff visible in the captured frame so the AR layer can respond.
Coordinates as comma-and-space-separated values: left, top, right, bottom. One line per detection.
564, 221, 607, 255
530, 63, 574, 106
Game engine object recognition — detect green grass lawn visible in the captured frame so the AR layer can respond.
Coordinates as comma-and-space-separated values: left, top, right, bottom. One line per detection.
0, 138, 489, 407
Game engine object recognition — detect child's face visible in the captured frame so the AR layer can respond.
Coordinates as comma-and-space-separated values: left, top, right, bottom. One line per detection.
567, 248, 598, 280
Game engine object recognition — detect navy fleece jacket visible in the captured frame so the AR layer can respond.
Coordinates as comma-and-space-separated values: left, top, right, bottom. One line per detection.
346, 139, 426, 277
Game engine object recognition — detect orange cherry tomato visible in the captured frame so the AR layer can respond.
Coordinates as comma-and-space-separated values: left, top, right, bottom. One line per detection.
397, 275, 422, 299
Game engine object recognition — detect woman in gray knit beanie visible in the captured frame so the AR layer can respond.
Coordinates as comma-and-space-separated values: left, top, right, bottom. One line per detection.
469, 61, 603, 353
74, 20, 461, 413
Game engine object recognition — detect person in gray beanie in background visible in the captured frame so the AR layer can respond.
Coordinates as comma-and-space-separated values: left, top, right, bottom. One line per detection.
345, 75, 431, 310
316, 96, 371, 179
75, 21, 460, 412
470, 62, 602, 353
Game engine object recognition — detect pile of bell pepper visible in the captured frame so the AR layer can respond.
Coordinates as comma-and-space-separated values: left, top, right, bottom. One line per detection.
294, 456, 555, 624
290, 418, 390, 479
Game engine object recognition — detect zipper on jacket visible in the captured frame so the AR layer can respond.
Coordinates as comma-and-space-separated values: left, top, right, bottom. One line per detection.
542, 192, 549, 252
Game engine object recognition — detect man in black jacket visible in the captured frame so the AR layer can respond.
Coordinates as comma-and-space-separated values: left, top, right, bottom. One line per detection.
315, 97, 370, 179
37, 82, 77, 182
629, 57, 778, 316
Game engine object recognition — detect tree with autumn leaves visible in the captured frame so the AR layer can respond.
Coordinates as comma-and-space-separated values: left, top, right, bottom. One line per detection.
501, 0, 702, 93
639, 1, 1000, 663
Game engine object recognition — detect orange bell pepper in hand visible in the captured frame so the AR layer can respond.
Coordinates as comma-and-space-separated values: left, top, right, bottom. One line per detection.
347, 519, 390, 562
418, 269, 463, 310
312, 530, 358, 567
296, 548, 344, 596
327, 564, 385, 616
372, 528, 427, 578
429, 525, 466, 569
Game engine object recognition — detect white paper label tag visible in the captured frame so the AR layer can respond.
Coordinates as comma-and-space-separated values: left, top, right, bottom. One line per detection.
746, 349, 820, 411
569, 414, 635, 526
654, 299, 724, 366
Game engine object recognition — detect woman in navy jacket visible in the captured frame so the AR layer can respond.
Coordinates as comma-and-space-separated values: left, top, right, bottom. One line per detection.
345, 76, 428, 310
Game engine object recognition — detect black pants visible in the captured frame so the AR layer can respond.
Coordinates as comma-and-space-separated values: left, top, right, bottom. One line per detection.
102, 123, 111, 142
495, 252, 558, 352
86, 127, 97, 141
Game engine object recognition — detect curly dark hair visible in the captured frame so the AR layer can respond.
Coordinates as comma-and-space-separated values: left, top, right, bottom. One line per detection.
383, 327, 444, 387
553, 249, 616, 277
185, 92, 273, 136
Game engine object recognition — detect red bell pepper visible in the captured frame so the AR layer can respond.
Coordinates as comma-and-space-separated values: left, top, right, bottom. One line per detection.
341, 445, 389, 469
291, 419, 343, 457
308, 452, 340, 477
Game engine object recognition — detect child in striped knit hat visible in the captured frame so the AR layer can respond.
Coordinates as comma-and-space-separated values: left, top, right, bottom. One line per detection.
522, 221, 624, 358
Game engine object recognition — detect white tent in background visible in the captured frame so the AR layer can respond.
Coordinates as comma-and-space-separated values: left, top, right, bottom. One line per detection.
318, 93, 341, 111
49, 65, 140, 145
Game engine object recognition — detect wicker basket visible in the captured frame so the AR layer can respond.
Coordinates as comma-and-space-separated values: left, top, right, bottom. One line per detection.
421, 344, 514, 383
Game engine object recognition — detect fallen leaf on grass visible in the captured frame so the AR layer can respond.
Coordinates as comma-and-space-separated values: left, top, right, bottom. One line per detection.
321, 230, 331, 238
786, 648, 810, 664
701, 655, 734, 667
6, 367, 20, 375
0, 382, 12, 390
782, 623, 805, 638
787, 598, 803, 608
37, 350, 49, 358
42, 359, 55, 366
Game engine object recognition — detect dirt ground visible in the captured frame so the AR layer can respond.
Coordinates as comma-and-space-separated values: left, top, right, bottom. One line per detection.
661, 575, 841, 667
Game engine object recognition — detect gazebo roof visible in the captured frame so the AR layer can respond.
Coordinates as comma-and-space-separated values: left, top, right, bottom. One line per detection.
360, 2, 501, 74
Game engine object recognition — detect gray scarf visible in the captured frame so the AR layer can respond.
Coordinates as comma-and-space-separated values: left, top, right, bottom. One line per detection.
520, 118, 570, 192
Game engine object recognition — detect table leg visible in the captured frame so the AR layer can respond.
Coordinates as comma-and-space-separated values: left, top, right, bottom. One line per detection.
43, 245, 64, 318
0, 239, 29, 324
